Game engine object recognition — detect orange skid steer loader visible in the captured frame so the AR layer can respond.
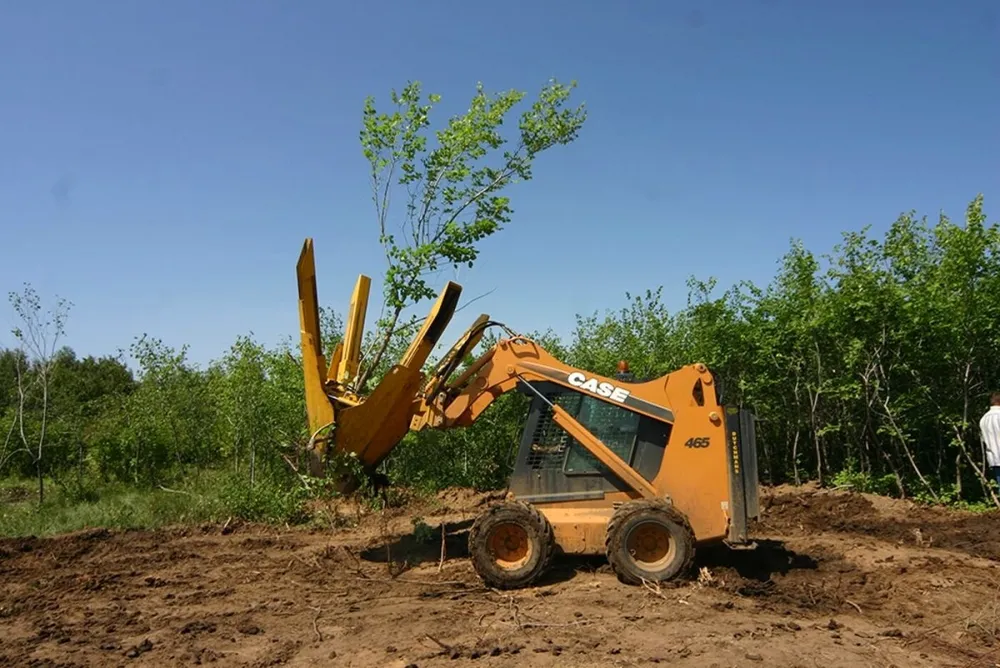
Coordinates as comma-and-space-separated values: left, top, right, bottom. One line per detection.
296, 238, 760, 589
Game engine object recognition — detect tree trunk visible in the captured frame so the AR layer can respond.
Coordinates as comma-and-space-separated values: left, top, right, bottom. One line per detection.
250, 441, 257, 490
955, 452, 963, 500
77, 435, 84, 487
883, 402, 939, 501
880, 448, 906, 498
792, 430, 801, 486
36, 372, 49, 505
811, 340, 824, 484
808, 386, 822, 485
953, 425, 1000, 508
357, 306, 404, 392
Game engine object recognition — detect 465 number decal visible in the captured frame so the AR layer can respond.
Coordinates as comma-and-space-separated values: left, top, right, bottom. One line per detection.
685, 437, 710, 449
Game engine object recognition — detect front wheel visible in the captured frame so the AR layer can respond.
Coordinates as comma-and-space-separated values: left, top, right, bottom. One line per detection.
605, 499, 695, 586
468, 501, 554, 590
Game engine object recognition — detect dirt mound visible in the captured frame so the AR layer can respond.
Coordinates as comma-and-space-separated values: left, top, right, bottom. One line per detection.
760, 487, 1000, 560
2, 486, 1000, 667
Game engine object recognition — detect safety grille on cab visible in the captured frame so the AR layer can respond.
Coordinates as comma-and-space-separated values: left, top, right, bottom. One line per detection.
526, 393, 581, 470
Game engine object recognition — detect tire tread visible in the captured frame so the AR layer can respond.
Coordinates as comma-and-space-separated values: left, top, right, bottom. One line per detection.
468, 500, 555, 590
604, 498, 696, 586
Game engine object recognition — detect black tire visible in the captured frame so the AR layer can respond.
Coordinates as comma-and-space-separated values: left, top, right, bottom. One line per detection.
605, 499, 695, 586
468, 500, 555, 590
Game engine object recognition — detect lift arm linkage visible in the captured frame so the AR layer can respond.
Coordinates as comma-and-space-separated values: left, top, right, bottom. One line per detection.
410, 336, 718, 500
295, 237, 720, 494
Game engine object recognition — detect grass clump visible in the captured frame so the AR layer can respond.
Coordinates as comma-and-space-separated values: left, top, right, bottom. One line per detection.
0, 471, 313, 538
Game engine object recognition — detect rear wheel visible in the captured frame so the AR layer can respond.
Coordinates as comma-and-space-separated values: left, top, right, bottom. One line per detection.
468, 501, 554, 590
605, 499, 695, 585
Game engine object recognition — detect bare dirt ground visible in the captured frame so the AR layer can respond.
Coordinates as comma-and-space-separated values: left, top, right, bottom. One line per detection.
3, 484, 1000, 667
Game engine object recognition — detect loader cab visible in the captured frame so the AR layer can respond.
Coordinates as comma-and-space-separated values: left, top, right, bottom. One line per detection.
505, 376, 760, 545
506, 380, 673, 503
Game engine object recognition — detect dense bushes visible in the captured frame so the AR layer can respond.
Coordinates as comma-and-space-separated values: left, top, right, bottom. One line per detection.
2, 195, 998, 535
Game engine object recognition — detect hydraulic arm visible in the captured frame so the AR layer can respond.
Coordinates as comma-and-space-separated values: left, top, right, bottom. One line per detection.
297, 237, 708, 493
411, 331, 723, 501
296, 237, 701, 485
298, 240, 722, 508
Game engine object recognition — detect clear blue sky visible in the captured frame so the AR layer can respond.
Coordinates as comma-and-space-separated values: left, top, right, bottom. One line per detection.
1, 0, 997, 369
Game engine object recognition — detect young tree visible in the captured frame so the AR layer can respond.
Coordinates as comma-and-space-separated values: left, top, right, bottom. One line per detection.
355, 78, 587, 391
5, 283, 71, 504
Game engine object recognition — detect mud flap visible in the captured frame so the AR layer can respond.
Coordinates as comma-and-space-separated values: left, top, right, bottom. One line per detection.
725, 406, 760, 544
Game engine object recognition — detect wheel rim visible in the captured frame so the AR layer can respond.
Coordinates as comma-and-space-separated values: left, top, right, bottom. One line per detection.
488, 522, 532, 570
625, 520, 675, 571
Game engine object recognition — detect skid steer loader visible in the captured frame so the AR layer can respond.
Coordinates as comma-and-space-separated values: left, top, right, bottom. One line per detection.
296, 238, 760, 589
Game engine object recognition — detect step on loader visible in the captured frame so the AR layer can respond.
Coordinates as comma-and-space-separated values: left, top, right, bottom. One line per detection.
296, 238, 760, 589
